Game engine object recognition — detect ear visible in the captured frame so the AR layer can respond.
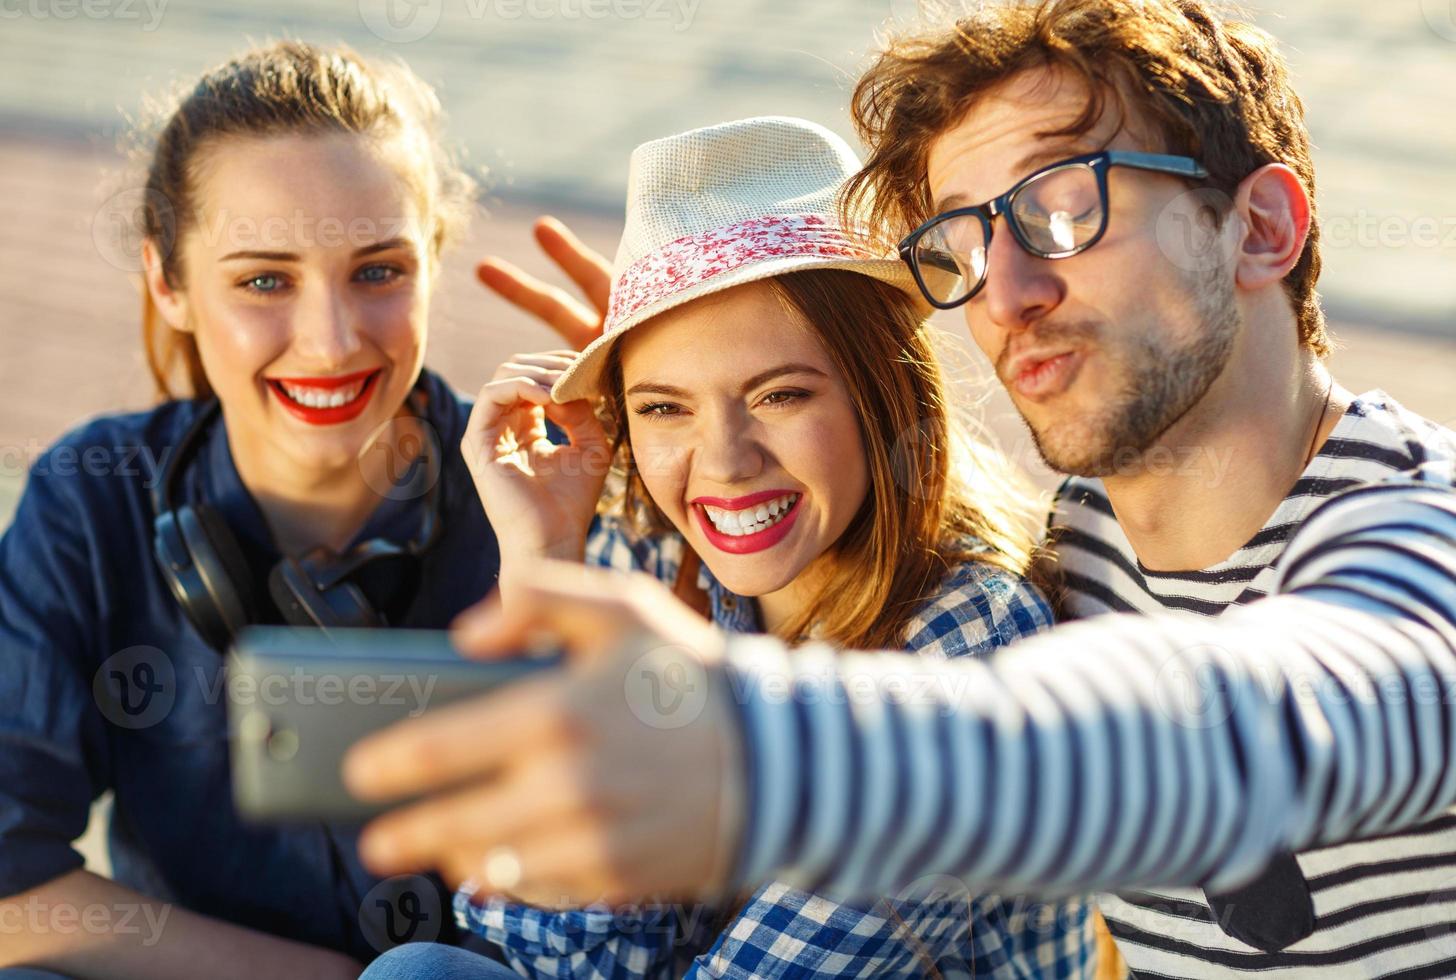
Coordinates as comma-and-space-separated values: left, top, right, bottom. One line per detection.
142, 237, 192, 333
1230, 163, 1311, 291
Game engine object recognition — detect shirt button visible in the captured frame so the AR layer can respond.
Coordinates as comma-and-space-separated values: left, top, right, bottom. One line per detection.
722, 595, 737, 610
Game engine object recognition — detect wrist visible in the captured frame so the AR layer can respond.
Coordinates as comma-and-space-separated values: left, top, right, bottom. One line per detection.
538, 536, 587, 563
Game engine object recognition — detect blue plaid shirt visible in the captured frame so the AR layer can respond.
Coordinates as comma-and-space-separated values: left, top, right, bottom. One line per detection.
455, 515, 1095, 979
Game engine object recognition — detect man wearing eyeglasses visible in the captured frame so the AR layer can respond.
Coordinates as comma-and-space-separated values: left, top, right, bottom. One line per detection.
341, 1, 1456, 977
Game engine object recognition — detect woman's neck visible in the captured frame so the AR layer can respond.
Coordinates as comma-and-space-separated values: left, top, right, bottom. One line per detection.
754, 559, 827, 638
227, 411, 426, 557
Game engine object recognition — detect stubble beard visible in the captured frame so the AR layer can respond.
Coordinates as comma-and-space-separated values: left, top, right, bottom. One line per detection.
1026, 269, 1242, 478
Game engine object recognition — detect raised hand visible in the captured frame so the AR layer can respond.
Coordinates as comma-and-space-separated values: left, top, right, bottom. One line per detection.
461, 351, 611, 572
477, 216, 612, 352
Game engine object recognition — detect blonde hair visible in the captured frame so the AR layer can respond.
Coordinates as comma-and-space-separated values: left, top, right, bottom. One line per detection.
135, 40, 477, 399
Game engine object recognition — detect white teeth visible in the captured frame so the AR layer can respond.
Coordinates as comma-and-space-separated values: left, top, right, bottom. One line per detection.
278, 377, 368, 409
701, 493, 798, 537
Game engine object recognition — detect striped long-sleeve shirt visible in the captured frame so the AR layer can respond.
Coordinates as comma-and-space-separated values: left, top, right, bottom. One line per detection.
724, 390, 1456, 976
457, 516, 1095, 979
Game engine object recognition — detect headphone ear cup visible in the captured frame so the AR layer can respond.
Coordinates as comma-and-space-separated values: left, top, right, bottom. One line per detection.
186, 503, 261, 644
269, 553, 385, 631
154, 507, 228, 652
154, 502, 259, 651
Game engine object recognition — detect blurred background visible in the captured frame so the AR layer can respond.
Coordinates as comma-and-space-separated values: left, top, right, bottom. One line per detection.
2, 0, 1455, 528
0, 0, 1453, 913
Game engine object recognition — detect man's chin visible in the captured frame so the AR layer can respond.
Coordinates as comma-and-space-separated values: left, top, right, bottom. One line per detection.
1027, 417, 1131, 479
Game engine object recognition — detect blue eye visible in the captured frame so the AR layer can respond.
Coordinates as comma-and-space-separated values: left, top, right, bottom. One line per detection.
357, 264, 401, 285
243, 273, 283, 294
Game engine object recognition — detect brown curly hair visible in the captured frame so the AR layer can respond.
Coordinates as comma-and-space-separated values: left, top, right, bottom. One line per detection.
842, 0, 1329, 356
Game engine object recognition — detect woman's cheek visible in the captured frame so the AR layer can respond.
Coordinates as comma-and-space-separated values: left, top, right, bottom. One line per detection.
194, 295, 291, 388
361, 286, 426, 347
631, 431, 691, 524
795, 404, 869, 523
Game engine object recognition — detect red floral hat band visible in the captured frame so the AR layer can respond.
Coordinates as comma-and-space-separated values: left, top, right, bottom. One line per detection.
603, 213, 882, 333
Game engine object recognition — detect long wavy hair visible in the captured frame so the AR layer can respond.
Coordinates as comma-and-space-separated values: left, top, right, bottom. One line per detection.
598, 267, 1050, 651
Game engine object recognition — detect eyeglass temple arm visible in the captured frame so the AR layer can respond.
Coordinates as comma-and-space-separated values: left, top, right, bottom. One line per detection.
1105, 150, 1210, 180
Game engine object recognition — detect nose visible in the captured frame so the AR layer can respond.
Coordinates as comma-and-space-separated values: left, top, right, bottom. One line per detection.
971, 218, 1065, 336
290, 280, 363, 368
692, 408, 765, 489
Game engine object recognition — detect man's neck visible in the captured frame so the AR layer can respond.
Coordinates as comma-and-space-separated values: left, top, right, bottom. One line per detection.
1099, 327, 1349, 573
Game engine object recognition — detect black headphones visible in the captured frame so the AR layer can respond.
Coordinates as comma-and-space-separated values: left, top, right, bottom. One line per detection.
151, 397, 442, 651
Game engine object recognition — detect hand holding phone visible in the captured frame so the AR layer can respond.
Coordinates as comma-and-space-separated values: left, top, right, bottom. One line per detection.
227, 626, 559, 823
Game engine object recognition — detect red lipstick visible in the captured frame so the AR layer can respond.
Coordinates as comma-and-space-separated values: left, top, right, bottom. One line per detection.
266, 368, 382, 426
692, 490, 803, 556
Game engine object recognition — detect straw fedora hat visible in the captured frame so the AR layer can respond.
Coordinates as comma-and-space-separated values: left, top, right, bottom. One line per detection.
549, 116, 924, 405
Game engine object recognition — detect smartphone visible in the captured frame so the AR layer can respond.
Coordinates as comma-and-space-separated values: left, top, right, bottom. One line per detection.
227, 626, 560, 823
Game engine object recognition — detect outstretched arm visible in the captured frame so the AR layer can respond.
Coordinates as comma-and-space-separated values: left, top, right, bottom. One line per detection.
345, 476, 1456, 903
729, 476, 1456, 897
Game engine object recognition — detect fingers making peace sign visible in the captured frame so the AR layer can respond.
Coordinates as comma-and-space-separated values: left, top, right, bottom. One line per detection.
475, 216, 612, 353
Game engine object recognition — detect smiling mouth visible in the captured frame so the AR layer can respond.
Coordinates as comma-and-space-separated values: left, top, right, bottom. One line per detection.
264, 368, 383, 425
267, 369, 380, 409
698, 492, 799, 536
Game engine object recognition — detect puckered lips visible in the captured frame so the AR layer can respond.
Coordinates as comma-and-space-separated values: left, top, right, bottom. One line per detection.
265, 368, 383, 426
1005, 348, 1084, 401
691, 488, 803, 556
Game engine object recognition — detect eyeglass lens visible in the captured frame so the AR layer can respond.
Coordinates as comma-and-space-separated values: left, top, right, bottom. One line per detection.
913, 162, 1106, 305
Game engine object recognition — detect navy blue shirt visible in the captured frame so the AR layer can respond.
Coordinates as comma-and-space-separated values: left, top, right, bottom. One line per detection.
0, 368, 499, 960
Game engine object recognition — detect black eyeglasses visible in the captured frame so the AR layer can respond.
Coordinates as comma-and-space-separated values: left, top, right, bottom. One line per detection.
898, 150, 1209, 309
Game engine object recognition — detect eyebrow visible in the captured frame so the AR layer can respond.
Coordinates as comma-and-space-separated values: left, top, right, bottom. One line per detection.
1011, 142, 1098, 178
626, 363, 827, 399
218, 237, 416, 263
931, 142, 1099, 214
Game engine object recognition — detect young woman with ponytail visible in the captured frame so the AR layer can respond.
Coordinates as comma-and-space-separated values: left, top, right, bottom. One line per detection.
0, 41, 504, 979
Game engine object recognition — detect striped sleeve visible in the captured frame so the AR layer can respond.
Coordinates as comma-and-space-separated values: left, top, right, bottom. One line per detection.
722, 476, 1456, 898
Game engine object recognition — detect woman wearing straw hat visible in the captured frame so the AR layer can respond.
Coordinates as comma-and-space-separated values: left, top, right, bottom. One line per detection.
357, 117, 1094, 979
